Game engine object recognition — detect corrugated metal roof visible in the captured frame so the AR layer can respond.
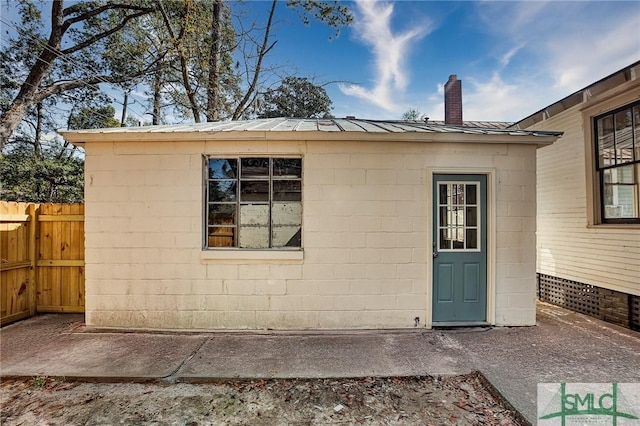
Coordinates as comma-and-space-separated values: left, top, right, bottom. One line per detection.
427, 120, 512, 129
60, 117, 561, 137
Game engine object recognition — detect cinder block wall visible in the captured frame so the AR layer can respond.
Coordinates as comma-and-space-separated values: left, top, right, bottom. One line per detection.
84, 139, 537, 329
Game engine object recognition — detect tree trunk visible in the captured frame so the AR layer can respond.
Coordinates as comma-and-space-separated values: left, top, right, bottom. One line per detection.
156, 0, 201, 122
206, 0, 222, 122
152, 68, 162, 125
0, 0, 64, 150
34, 103, 43, 159
180, 53, 201, 123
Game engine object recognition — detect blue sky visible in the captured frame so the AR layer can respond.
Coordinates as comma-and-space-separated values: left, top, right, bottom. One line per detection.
2, 0, 639, 125
259, 0, 640, 122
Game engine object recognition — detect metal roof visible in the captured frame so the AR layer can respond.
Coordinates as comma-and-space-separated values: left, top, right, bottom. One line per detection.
426, 120, 512, 129
60, 117, 561, 138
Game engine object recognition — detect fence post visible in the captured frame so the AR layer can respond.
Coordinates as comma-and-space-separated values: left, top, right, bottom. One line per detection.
28, 203, 38, 316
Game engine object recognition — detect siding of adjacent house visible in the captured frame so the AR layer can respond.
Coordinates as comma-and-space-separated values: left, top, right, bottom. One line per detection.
531, 86, 640, 297
82, 138, 541, 330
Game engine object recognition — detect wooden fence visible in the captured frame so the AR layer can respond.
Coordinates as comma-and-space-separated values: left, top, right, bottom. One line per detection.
1, 202, 84, 326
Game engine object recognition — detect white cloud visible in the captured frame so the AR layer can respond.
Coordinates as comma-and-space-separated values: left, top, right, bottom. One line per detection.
336, 1, 640, 122
464, 73, 535, 122
548, 15, 640, 92
499, 44, 524, 69
443, 1, 640, 122
339, 0, 431, 112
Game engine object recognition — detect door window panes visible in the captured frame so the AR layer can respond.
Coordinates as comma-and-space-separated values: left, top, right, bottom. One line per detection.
437, 182, 481, 251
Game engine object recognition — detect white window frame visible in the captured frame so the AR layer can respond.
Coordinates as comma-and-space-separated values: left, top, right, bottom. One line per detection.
436, 181, 482, 253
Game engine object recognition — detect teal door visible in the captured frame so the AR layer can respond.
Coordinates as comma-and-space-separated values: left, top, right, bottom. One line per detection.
432, 174, 487, 324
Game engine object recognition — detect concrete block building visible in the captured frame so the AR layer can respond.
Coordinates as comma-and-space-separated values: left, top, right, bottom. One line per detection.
60, 112, 560, 330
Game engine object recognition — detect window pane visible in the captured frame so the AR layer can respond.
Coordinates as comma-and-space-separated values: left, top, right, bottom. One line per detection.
272, 201, 302, 245
615, 108, 633, 165
271, 203, 302, 226
466, 229, 478, 249
442, 207, 456, 227
272, 226, 302, 248
598, 115, 615, 167
452, 228, 464, 249
208, 204, 236, 226
209, 181, 237, 202
240, 204, 269, 226
453, 207, 463, 227
454, 184, 464, 205
209, 159, 237, 179
439, 207, 448, 226
439, 184, 448, 204
241, 158, 269, 178
273, 158, 302, 178
240, 226, 269, 248
602, 165, 638, 219
273, 180, 302, 201
239, 204, 269, 248
439, 228, 451, 249
465, 207, 477, 227
465, 184, 477, 205
208, 226, 235, 247
241, 180, 269, 202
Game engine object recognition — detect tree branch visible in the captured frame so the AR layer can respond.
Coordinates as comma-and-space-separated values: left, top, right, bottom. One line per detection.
232, 0, 277, 120
62, 3, 153, 28
61, 9, 156, 55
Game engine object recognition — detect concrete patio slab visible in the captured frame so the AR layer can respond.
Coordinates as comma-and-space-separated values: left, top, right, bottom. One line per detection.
176, 333, 471, 380
1, 302, 639, 424
0, 314, 208, 380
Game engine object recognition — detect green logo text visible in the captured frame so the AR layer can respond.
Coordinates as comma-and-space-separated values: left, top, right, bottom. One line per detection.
539, 383, 638, 425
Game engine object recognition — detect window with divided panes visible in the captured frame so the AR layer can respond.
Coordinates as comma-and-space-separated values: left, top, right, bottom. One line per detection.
206, 157, 302, 248
437, 182, 480, 250
594, 101, 640, 223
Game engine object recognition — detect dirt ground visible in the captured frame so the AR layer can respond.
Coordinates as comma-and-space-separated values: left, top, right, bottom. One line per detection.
1, 373, 523, 425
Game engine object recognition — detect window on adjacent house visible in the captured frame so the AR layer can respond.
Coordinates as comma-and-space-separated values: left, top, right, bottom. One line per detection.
205, 157, 302, 248
594, 101, 640, 223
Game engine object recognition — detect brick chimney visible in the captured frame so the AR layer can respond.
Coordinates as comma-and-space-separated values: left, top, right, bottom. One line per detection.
444, 75, 463, 125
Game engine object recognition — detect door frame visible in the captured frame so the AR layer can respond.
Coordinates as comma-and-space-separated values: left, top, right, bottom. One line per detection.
424, 167, 497, 328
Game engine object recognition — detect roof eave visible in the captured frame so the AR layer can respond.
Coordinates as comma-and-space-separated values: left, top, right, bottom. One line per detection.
510, 60, 640, 129
58, 129, 560, 146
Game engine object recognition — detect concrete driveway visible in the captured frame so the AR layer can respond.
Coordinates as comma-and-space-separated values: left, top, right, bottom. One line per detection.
2, 302, 639, 424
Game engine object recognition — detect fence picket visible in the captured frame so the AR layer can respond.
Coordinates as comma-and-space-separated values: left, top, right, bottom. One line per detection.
1, 202, 84, 325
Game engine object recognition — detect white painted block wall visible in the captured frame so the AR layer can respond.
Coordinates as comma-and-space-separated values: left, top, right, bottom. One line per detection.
84, 139, 538, 329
